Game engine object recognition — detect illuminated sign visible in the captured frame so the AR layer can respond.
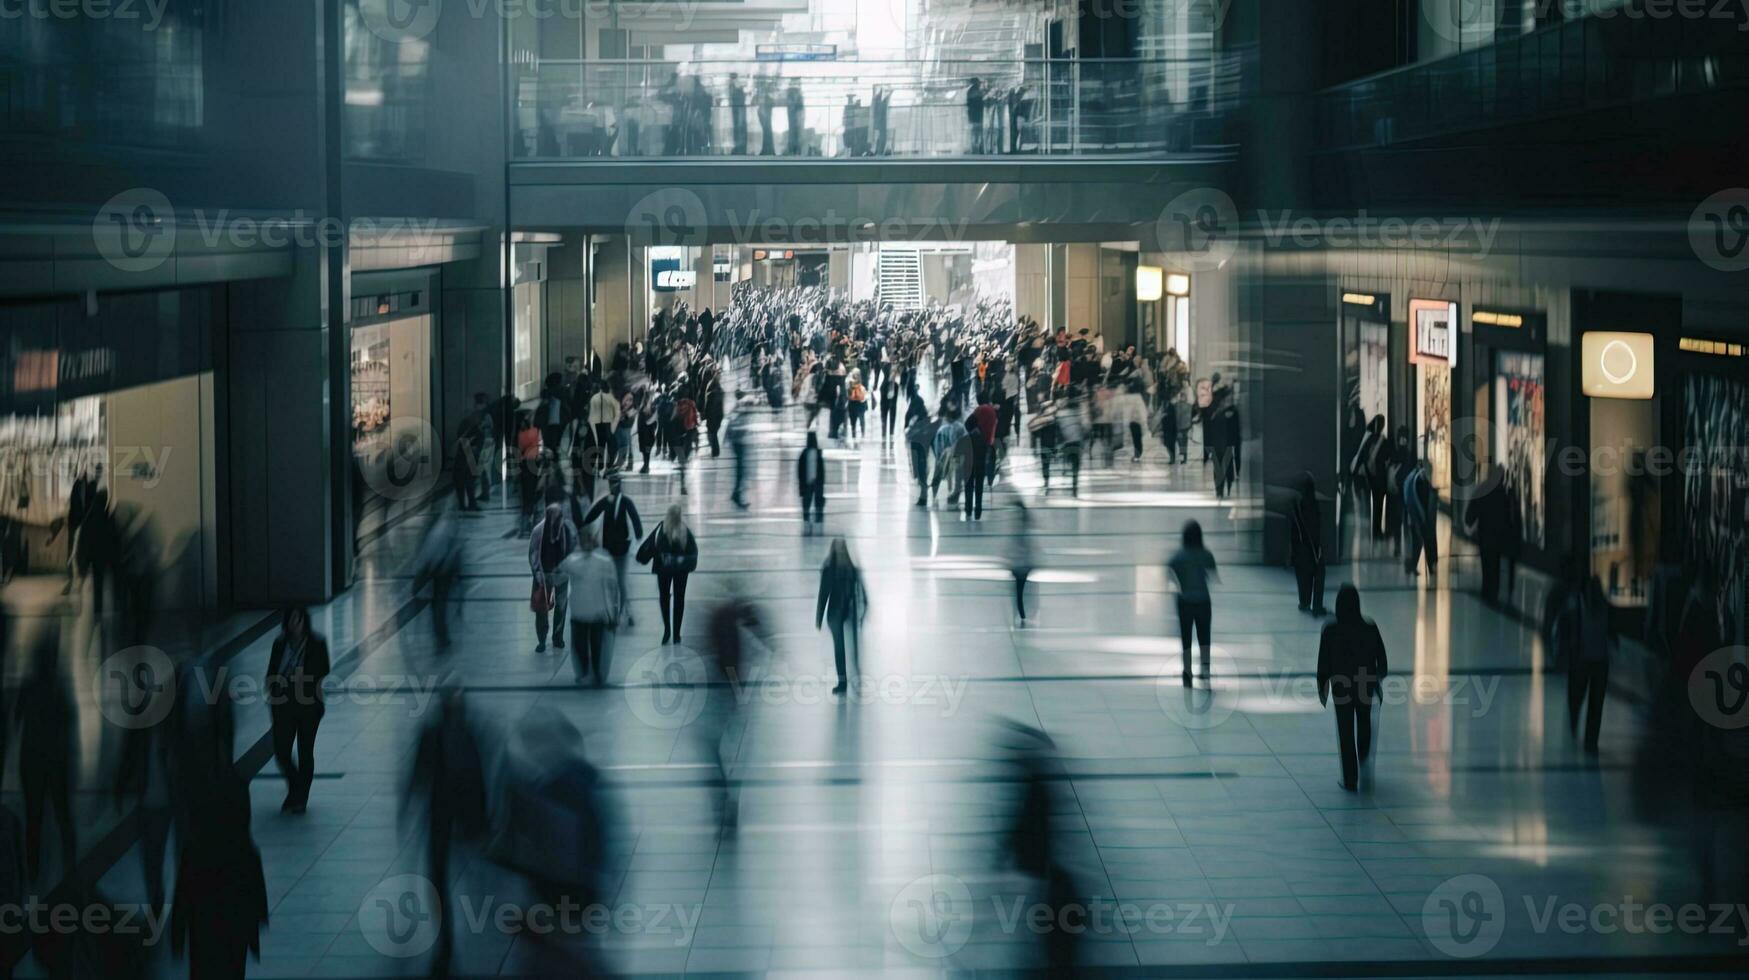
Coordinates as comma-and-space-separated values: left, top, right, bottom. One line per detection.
1136, 266, 1164, 302
1342, 292, 1377, 306
1409, 298, 1457, 367
1582, 331, 1655, 399
1166, 273, 1191, 297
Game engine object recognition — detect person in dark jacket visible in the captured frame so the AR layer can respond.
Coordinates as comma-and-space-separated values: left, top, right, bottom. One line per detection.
1465, 475, 1516, 605
528, 503, 579, 653
816, 538, 866, 695
1290, 472, 1328, 615
645, 503, 699, 644
16, 635, 75, 880
798, 432, 827, 533
169, 767, 267, 980
1317, 585, 1388, 791
266, 607, 331, 814
1557, 576, 1616, 753
404, 689, 487, 978
904, 393, 936, 507
584, 473, 644, 627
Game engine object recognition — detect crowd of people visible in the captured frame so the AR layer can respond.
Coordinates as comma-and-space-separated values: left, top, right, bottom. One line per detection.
530, 72, 1041, 160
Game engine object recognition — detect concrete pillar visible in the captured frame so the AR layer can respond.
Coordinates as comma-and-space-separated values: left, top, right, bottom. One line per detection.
1064, 243, 1101, 338
546, 235, 589, 369
225, 247, 333, 605
1014, 244, 1051, 330
828, 245, 851, 295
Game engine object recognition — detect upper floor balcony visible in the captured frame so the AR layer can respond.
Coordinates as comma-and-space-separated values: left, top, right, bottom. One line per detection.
512, 55, 1245, 163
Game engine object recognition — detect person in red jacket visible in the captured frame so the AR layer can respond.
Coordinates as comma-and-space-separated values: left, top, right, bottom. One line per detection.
964, 395, 998, 520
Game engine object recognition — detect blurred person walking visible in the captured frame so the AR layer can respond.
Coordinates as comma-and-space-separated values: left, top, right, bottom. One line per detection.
413, 510, 464, 648
528, 502, 579, 653
584, 473, 644, 627
816, 537, 866, 695
267, 607, 330, 814
17, 636, 75, 880
169, 767, 267, 980
562, 527, 621, 686
1556, 576, 1616, 753
1167, 520, 1218, 686
1290, 472, 1328, 615
1317, 585, 1388, 791
798, 431, 827, 533
404, 689, 488, 978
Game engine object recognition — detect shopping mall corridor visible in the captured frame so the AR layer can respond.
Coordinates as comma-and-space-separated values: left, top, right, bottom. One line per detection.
8, 401, 1740, 979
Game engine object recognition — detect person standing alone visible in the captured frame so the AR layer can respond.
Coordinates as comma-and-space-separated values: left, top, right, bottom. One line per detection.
266, 607, 330, 814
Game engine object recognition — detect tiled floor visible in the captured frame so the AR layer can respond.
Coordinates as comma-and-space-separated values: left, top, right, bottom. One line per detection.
10, 393, 1745, 977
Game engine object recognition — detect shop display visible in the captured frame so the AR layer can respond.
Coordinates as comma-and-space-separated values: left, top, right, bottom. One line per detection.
1494, 351, 1546, 548
1420, 362, 1452, 495
1683, 373, 1749, 636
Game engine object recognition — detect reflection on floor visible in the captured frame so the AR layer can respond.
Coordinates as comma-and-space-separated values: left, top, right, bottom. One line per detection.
10, 407, 1745, 977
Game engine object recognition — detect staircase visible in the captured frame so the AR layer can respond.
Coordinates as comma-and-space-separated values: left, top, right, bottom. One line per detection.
876, 247, 924, 311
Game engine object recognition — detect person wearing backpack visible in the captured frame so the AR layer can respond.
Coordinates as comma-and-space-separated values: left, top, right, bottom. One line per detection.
1402, 459, 1437, 580
846, 371, 870, 443
1317, 585, 1389, 791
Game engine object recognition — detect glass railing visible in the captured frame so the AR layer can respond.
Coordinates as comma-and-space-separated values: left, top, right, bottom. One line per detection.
1315, 11, 1749, 151
512, 57, 1245, 161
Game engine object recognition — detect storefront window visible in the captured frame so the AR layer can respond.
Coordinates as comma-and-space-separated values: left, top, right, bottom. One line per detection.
514, 279, 542, 399
1591, 396, 1658, 607
1494, 351, 1546, 548
351, 314, 435, 548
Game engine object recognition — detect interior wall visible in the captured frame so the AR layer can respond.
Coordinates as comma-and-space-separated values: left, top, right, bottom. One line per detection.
107, 375, 217, 609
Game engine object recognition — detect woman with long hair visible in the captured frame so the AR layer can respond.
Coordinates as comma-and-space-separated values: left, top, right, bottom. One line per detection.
1166, 520, 1218, 686
816, 537, 866, 695
648, 502, 699, 644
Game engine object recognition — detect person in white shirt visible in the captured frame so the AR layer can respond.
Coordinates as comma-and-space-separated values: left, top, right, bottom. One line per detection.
561, 528, 621, 686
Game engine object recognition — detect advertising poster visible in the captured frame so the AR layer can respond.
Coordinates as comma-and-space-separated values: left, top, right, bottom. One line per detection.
1494, 351, 1546, 548
1683, 373, 1749, 636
